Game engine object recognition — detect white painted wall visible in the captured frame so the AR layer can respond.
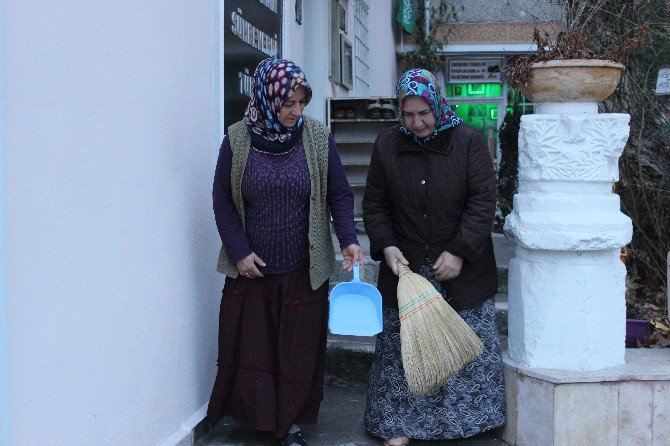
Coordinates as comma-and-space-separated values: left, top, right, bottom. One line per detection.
328, 1, 397, 99
3, 1, 222, 444
291, 0, 398, 122
283, 0, 306, 68
302, 0, 333, 122
0, 3, 10, 443
368, 1, 397, 96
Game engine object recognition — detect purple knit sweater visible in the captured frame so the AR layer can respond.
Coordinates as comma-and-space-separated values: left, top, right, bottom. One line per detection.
213, 134, 358, 274
242, 144, 310, 273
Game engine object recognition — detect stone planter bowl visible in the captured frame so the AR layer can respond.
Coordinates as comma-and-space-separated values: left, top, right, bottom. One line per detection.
520, 59, 624, 103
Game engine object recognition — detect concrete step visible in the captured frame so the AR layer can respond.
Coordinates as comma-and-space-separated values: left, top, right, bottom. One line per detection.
328, 293, 507, 353
332, 232, 515, 269
325, 336, 509, 382
330, 230, 512, 293
329, 261, 509, 340
326, 293, 508, 357
328, 232, 513, 359
495, 292, 508, 336
330, 260, 509, 296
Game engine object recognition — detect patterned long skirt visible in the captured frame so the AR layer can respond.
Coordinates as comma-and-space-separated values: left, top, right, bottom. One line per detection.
206, 266, 329, 438
364, 264, 506, 440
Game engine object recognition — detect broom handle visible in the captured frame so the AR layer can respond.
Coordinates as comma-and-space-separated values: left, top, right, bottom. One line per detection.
353, 261, 361, 283
397, 262, 412, 277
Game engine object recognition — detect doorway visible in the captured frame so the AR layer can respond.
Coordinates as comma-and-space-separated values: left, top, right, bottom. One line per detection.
445, 83, 504, 161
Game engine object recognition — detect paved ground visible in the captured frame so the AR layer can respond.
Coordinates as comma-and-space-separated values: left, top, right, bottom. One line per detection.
490, 233, 514, 268
197, 384, 507, 446
197, 349, 508, 446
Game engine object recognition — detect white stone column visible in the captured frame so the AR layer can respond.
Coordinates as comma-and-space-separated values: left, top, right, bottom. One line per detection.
504, 109, 632, 371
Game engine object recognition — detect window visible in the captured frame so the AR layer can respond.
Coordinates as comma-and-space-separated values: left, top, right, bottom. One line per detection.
354, 0, 370, 95
445, 83, 503, 99
340, 35, 353, 89
446, 83, 505, 161
295, 0, 302, 24
507, 88, 535, 115
330, 1, 346, 83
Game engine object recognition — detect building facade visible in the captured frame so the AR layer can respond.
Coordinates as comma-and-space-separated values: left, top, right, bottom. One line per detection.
0, 1, 564, 445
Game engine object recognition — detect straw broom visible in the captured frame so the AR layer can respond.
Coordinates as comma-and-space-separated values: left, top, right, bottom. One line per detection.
397, 263, 484, 397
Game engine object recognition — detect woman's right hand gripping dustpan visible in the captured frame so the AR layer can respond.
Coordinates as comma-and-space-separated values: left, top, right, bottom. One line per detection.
328, 262, 383, 336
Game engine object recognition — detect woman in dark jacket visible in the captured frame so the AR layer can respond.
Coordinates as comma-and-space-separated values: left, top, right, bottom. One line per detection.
362, 68, 506, 445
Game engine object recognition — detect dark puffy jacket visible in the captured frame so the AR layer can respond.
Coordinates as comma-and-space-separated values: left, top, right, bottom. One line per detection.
362, 124, 498, 311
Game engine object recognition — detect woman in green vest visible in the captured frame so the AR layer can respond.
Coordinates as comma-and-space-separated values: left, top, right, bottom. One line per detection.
206, 58, 363, 446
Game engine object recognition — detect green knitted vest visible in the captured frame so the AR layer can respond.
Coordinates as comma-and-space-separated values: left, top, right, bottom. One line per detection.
216, 116, 336, 290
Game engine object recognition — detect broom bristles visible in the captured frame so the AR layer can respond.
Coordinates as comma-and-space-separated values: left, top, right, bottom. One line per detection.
397, 263, 484, 397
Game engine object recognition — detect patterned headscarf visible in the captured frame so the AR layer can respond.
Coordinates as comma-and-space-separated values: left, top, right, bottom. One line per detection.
244, 58, 312, 146
396, 68, 462, 143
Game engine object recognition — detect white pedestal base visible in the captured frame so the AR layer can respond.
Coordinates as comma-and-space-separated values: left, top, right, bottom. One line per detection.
504, 111, 632, 371
499, 349, 670, 446
507, 248, 626, 371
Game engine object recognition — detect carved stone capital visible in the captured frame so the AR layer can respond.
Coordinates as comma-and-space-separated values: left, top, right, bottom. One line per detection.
519, 114, 630, 182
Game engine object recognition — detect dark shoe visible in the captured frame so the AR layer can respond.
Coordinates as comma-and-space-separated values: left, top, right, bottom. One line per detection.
280, 430, 307, 446
380, 99, 396, 119
344, 106, 357, 119
334, 106, 346, 119
366, 99, 381, 119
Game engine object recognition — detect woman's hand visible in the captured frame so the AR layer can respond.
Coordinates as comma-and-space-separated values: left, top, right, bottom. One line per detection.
383, 246, 409, 276
235, 252, 266, 279
433, 250, 463, 281
341, 244, 364, 272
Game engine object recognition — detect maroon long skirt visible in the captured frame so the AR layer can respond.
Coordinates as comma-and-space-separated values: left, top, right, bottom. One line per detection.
206, 266, 329, 438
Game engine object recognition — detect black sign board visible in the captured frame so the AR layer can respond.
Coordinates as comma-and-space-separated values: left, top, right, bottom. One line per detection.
223, 0, 283, 132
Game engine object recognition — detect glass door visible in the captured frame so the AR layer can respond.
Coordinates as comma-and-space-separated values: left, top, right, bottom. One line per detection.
451, 103, 500, 160
445, 83, 504, 161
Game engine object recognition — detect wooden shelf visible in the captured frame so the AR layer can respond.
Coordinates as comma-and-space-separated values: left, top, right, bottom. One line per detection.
341, 161, 371, 166
334, 140, 375, 145
327, 96, 398, 220
330, 118, 397, 123
329, 96, 396, 102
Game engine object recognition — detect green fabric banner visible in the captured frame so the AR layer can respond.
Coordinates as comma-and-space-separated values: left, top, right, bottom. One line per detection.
396, 0, 415, 34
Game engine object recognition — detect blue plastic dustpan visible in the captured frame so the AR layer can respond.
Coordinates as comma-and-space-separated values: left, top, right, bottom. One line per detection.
328, 263, 383, 336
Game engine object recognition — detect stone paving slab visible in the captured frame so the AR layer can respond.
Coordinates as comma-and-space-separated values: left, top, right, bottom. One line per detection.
501, 348, 670, 445
198, 348, 508, 445
503, 348, 670, 383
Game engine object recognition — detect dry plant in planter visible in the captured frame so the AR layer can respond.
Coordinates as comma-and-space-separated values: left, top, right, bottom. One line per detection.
506, 25, 649, 101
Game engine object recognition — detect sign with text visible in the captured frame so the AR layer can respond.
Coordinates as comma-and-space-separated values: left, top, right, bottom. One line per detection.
224, 0, 282, 131
656, 67, 670, 95
448, 59, 502, 83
